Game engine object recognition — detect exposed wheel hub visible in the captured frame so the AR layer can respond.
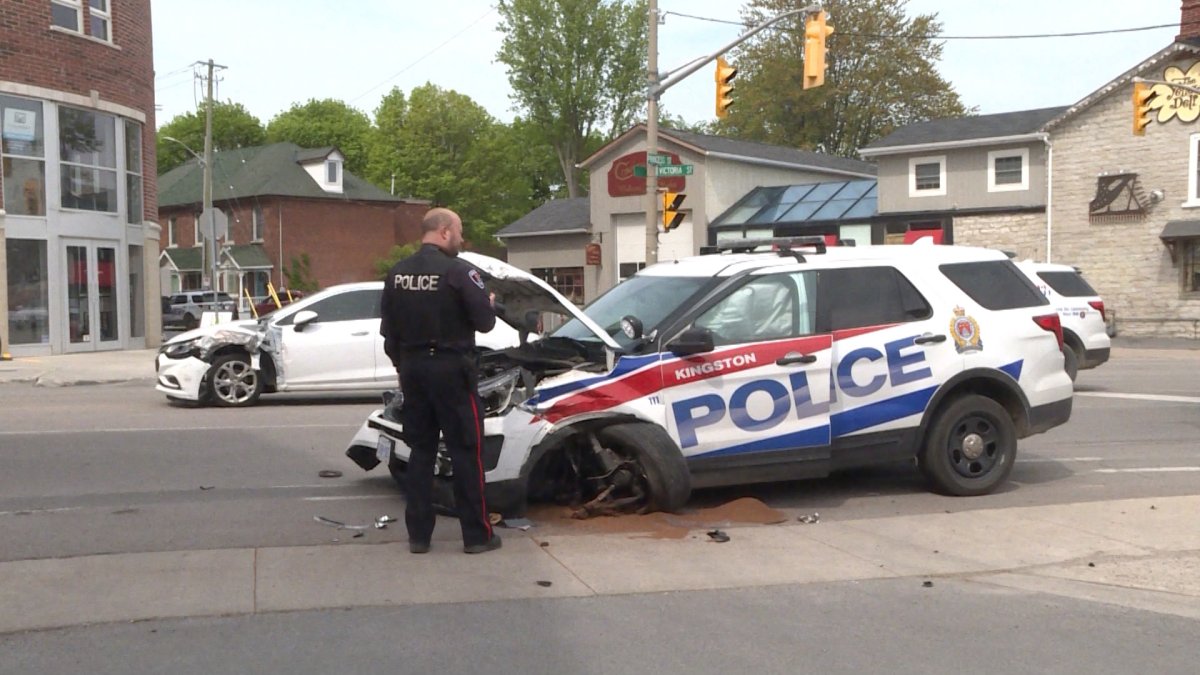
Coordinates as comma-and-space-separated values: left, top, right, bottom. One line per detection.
961, 432, 985, 460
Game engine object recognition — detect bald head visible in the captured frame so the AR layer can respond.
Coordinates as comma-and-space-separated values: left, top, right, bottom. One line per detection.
420, 207, 465, 256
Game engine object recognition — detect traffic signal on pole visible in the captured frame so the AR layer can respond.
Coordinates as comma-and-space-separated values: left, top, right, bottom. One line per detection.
1132, 81, 1158, 136
803, 10, 834, 90
662, 191, 685, 230
715, 56, 737, 119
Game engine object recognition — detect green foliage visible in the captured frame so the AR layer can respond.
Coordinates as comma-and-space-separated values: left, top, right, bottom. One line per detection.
373, 242, 420, 279
157, 101, 266, 174
283, 253, 319, 293
496, 0, 648, 198
717, 0, 971, 157
365, 84, 534, 244
266, 99, 373, 174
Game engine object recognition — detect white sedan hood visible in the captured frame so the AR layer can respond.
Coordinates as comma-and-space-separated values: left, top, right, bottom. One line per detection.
459, 252, 620, 351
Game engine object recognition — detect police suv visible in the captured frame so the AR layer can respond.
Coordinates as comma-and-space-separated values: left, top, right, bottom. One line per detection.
347, 240, 1074, 516
1015, 260, 1110, 381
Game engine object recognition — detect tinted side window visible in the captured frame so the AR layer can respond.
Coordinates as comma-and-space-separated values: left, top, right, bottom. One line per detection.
1036, 271, 1098, 297
286, 289, 381, 324
941, 261, 1048, 310
818, 267, 932, 331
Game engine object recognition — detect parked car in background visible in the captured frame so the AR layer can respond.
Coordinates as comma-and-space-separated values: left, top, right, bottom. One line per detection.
155, 281, 520, 407
164, 290, 237, 330
1015, 261, 1110, 380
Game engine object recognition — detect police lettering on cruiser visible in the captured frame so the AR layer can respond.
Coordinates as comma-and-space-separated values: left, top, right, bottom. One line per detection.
672, 335, 933, 449
394, 273, 440, 291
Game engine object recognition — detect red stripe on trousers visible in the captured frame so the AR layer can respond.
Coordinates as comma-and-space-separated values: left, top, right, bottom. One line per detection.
469, 396, 491, 539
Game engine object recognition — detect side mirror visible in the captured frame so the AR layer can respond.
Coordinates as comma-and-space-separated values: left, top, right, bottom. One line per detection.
620, 315, 644, 340
669, 327, 715, 356
292, 310, 318, 329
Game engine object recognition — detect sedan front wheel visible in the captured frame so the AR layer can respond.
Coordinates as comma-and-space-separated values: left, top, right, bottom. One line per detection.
207, 353, 263, 407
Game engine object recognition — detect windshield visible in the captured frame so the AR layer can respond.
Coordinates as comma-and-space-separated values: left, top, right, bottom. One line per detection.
554, 275, 710, 349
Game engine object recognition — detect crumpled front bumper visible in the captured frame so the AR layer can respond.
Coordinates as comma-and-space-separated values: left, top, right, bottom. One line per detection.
155, 354, 209, 401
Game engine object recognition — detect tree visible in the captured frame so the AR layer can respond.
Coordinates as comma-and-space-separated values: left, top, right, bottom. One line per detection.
283, 253, 319, 293
496, 0, 648, 198
718, 0, 970, 157
373, 242, 420, 279
266, 99, 373, 174
366, 84, 534, 244
156, 101, 266, 174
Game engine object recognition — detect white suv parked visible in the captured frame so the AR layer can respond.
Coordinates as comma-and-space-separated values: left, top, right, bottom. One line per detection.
1015, 261, 1110, 380
165, 290, 237, 330
347, 242, 1074, 516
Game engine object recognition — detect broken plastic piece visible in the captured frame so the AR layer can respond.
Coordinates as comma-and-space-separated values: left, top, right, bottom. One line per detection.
199, 485, 215, 491
318, 470, 343, 478
313, 515, 370, 530
922, 580, 933, 588
798, 512, 820, 524
353, 532, 364, 539
536, 580, 553, 587
500, 517, 534, 530
374, 515, 397, 529
706, 529, 730, 543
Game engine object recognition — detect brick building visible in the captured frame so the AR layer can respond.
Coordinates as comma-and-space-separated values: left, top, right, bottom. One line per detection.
1, 0, 159, 356
157, 143, 428, 308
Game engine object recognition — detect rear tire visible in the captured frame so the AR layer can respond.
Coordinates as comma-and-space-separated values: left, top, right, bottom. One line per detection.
596, 422, 691, 513
1063, 345, 1080, 382
919, 395, 1016, 496
183, 313, 198, 331
207, 352, 263, 407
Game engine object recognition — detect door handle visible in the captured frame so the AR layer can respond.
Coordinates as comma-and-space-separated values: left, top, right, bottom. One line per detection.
914, 333, 947, 345
776, 353, 817, 365
351, 331, 370, 337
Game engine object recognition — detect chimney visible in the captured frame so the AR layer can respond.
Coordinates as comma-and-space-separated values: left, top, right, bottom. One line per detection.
1179, 0, 1200, 41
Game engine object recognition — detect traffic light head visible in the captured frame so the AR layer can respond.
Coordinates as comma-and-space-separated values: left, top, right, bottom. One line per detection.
662, 191, 685, 231
1132, 81, 1158, 136
715, 57, 737, 119
803, 10, 834, 90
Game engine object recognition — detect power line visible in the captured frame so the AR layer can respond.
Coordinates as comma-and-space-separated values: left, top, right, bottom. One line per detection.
663, 10, 1178, 41
349, 6, 495, 106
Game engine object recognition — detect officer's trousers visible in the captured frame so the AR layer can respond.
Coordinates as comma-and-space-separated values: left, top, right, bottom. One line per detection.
398, 351, 493, 547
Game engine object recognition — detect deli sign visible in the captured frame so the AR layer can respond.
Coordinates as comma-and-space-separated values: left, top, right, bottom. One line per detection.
608, 151, 685, 197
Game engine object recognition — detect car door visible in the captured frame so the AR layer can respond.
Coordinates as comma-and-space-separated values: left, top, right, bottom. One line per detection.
659, 269, 833, 464
817, 265, 958, 447
273, 287, 382, 389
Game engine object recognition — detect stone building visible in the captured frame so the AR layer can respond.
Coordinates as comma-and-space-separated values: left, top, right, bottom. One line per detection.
1, 0, 159, 355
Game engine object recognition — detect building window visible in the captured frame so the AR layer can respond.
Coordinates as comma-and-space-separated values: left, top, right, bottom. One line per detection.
50, 0, 82, 31
88, 0, 111, 41
532, 267, 584, 305
1186, 133, 1200, 207
909, 156, 946, 197
6, 239, 50, 345
59, 106, 117, 212
252, 204, 264, 241
1185, 240, 1200, 293
124, 120, 142, 223
988, 148, 1029, 192
1, 94, 46, 216
326, 160, 338, 184
167, 217, 177, 247
618, 262, 646, 282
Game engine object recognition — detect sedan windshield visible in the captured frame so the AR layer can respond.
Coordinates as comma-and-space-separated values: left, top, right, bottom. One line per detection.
554, 275, 709, 349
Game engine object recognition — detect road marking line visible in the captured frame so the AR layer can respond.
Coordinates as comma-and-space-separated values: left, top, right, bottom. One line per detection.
1077, 392, 1200, 404
1017, 457, 1105, 463
1093, 467, 1200, 473
302, 495, 396, 502
0, 423, 355, 436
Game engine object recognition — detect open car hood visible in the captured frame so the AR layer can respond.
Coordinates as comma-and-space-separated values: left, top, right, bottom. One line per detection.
459, 251, 620, 351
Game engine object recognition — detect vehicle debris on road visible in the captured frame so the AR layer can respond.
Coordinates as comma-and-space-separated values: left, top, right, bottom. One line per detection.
706, 529, 730, 543
313, 515, 370, 531
798, 512, 820, 524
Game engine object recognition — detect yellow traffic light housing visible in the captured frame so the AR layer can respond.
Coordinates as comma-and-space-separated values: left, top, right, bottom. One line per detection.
1132, 82, 1158, 136
662, 191, 685, 230
803, 10, 834, 90
715, 57, 737, 119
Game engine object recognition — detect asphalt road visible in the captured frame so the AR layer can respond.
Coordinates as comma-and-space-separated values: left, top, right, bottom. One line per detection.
0, 348, 1197, 562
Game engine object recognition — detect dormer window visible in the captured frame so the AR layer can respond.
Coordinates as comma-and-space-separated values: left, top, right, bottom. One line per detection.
297, 148, 344, 193
326, 160, 339, 184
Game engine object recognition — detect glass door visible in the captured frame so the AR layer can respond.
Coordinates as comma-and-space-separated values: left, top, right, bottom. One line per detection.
63, 239, 121, 352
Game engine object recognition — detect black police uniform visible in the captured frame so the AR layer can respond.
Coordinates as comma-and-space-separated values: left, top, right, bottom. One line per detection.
380, 243, 497, 550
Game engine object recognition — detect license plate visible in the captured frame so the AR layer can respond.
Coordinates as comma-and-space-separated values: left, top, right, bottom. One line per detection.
376, 435, 394, 463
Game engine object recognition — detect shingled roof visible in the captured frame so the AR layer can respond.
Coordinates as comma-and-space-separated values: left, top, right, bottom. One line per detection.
157, 142, 405, 208
495, 198, 590, 239
860, 107, 1070, 156
580, 124, 876, 178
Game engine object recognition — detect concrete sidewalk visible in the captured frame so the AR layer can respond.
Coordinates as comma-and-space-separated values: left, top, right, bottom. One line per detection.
1, 495, 1197, 634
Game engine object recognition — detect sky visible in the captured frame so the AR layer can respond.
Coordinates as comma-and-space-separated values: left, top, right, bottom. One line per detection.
152, 0, 1184, 134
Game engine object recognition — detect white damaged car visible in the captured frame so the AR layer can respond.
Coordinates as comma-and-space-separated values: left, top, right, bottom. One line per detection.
347, 242, 1074, 517
155, 280, 519, 407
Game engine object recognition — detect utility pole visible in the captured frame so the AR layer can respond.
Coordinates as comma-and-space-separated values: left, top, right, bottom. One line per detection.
644, 0, 660, 267
197, 58, 226, 291
642, 5, 821, 266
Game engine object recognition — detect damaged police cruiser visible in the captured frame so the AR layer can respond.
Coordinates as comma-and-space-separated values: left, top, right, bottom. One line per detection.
346, 240, 1074, 517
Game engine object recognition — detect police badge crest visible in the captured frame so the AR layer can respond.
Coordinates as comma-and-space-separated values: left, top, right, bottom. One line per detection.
950, 306, 982, 353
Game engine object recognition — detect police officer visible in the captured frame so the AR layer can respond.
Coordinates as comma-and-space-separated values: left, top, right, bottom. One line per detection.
380, 208, 502, 555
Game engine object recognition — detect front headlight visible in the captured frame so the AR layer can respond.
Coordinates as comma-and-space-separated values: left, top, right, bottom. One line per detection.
160, 338, 200, 359
478, 368, 520, 416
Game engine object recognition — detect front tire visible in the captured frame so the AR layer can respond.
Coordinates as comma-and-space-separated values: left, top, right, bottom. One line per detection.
596, 422, 691, 513
207, 353, 263, 407
919, 395, 1016, 496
